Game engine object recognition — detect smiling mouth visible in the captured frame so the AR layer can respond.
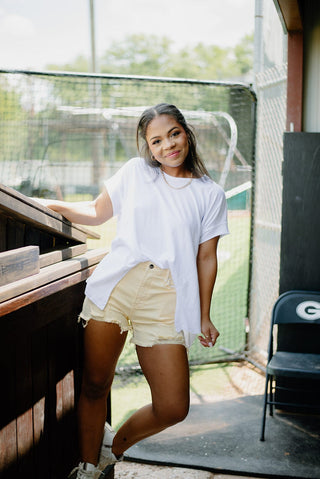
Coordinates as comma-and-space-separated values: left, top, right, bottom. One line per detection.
166, 150, 180, 158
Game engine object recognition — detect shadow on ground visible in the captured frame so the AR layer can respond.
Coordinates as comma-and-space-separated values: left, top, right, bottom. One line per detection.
125, 394, 320, 479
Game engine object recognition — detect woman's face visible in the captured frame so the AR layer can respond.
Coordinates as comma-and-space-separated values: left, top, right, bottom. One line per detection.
146, 114, 189, 170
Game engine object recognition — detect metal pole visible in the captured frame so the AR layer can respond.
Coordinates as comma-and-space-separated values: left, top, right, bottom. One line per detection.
89, 0, 97, 73
253, 0, 264, 77
88, 0, 102, 188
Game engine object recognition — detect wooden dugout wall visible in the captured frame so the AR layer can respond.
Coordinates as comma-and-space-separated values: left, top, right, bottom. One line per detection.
0, 185, 108, 479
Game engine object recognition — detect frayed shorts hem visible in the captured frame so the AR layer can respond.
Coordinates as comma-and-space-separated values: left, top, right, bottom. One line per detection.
78, 314, 131, 335
78, 314, 186, 348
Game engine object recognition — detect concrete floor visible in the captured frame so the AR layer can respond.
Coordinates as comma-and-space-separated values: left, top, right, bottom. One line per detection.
115, 461, 262, 478
122, 362, 320, 479
114, 461, 258, 479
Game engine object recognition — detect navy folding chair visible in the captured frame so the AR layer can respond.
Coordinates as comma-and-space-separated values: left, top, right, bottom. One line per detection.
260, 290, 320, 441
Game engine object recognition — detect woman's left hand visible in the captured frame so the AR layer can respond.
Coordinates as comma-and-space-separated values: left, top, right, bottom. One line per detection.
198, 318, 220, 348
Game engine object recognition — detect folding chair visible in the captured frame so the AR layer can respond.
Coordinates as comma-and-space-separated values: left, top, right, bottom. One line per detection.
260, 290, 320, 441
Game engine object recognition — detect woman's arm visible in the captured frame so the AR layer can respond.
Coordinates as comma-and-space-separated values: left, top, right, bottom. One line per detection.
197, 236, 220, 348
35, 188, 113, 226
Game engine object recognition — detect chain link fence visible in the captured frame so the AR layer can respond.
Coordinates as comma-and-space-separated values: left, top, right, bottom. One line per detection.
248, 64, 287, 363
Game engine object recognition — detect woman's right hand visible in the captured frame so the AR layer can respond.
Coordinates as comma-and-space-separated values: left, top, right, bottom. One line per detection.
31, 188, 113, 226
32, 198, 59, 209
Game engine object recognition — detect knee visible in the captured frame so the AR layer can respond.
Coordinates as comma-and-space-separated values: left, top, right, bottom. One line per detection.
81, 375, 112, 401
171, 402, 189, 424
155, 401, 189, 427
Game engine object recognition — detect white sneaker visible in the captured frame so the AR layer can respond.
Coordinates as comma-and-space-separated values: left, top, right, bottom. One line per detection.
68, 462, 102, 479
97, 422, 123, 471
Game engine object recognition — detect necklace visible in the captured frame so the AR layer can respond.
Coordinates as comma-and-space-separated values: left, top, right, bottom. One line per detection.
160, 168, 193, 190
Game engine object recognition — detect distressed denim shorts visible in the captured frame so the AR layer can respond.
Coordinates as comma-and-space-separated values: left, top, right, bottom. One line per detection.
79, 262, 186, 348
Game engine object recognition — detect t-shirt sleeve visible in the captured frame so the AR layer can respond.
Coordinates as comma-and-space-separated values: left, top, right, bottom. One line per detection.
200, 184, 229, 244
103, 159, 135, 216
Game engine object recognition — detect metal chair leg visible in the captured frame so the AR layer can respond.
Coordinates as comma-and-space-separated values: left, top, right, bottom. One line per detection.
260, 374, 269, 441
269, 375, 274, 417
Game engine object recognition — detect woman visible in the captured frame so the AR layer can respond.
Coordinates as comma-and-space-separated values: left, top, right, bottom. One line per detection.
43, 103, 229, 479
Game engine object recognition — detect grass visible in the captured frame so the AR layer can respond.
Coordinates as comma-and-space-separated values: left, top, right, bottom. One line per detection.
111, 362, 244, 429
86, 217, 117, 251
111, 373, 152, 429
199, 212, 251, 357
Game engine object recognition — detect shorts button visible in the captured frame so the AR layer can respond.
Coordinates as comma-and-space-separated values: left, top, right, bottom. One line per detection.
149, 264, 154, 269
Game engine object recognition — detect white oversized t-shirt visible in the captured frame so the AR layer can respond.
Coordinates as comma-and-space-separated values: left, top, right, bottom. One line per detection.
85, 157, 229, 347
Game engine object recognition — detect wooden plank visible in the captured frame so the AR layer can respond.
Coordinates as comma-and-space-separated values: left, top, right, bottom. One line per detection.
40, 243, 87, 268
0, 246, 40, 286
0, 420, 18, 478
63, 371, 75, 420
0, 285, 86, 477
31, 327, 50, 479
0, 195, 86, 244
0, 264, 96, 318
0, 248, 107, 303
0, 185, 89, 244
61, 370, 79, 475
16, 335, 34, 476
0, 215, 7, 252
0, 328, 18, 477
47, 319, 64, 478
276, 0, 303, 32
1, 183, 101, 240
6, 218, 25, 250
286, 31, 303, 132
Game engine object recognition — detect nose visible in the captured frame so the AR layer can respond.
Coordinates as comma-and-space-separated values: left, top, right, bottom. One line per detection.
164, 137, 175, 149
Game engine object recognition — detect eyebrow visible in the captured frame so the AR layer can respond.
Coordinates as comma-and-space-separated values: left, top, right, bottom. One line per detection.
149, 126, 179, 141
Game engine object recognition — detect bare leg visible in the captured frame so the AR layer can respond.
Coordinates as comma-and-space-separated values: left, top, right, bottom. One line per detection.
112, 344, 189, 457
77, 320, 127, 465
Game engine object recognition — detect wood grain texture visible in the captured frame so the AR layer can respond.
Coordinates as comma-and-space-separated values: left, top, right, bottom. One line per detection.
39, 243, 87, 268
0, 184, 99, 243
0, 283, 86, 478
0, 246, 39, 286
0, 264, 96, 319
0, 248, 107, 303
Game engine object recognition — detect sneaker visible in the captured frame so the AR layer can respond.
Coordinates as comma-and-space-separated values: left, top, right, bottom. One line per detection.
97, 422, 123, 471
102, 422, 115, 448
68, 462, 102, 479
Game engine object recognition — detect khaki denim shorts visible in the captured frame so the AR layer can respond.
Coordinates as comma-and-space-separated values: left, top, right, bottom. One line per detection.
79, 262, 186, 348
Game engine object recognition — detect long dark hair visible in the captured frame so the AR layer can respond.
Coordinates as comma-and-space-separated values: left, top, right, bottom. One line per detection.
136, 103, 211, 178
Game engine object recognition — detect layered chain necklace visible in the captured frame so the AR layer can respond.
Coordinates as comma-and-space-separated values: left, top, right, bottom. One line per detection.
160, 168, 193, 190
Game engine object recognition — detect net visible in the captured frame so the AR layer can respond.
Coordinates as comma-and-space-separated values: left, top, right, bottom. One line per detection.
0, 70, 256, 364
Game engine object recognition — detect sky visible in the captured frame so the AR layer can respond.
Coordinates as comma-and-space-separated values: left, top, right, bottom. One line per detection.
0, 0, 255, 71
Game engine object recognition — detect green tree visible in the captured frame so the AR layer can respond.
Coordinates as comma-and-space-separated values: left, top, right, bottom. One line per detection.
234, 33, 254, 75
100, 34, 172, 76
192, 43, 238, 80
45, 32, 254, 81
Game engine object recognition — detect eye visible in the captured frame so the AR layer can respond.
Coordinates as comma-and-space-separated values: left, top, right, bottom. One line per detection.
171, 130, 180, 138
152, 139, 161, 145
